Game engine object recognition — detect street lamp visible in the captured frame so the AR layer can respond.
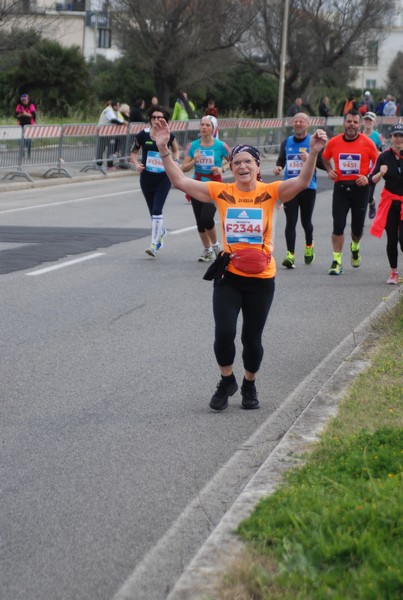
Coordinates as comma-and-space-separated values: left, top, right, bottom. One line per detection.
277, 0, 290, 118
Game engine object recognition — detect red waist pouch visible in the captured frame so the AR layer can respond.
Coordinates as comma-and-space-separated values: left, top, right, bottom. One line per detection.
230, 248, 271, 274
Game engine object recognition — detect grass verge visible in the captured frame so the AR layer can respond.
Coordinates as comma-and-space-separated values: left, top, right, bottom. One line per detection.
218, 295, 403, 600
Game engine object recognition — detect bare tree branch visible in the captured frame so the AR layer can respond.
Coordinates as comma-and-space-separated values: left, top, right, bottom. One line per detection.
0, 1, 58, 55
113, 0, 258, 105
239, 0, 396, 105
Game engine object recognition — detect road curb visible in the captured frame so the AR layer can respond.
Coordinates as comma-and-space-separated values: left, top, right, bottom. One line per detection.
0, 157, 277, 194
166, 288, 402, 600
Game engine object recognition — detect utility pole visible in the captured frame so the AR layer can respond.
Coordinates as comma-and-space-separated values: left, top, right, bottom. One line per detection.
94, 12, 98, 64
277, 0, 290, 118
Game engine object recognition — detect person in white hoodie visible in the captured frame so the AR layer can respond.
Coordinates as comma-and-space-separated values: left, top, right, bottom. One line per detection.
382, 95, 397, 116
96, 100, 125, 169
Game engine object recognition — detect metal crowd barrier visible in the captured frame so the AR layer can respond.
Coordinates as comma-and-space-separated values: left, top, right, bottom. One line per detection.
24, 125, 70, 180
61, 123, 99, 174
1, 116, 402, 182
0, 126, 27, 181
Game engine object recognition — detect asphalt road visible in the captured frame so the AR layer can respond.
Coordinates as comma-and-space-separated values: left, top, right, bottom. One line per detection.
0, 168, 395, 599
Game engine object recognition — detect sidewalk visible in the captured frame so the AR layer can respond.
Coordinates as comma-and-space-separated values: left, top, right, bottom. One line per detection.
0, 163, 135, 193
0, 155, 278, 194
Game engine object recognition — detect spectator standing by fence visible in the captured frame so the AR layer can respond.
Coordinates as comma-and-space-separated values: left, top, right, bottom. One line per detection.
319, 96, 331, 119
363, 90, 375, 113
147, 96, 159, 112
340, 93, 358, 116
115, 103, 130, 163
15, 93, 36, 159
172, 92, 196, 121
383, 95, 397, 116
286, 97, 303, 117
129, 99, 146, 123
375, 97, 386, 116
204, 99, 218, 118
96, 100, 125, 169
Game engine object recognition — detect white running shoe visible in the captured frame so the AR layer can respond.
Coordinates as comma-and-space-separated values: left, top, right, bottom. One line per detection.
212, 242, 222, 256
156, 228, 167, 250
198, 248, 215, 262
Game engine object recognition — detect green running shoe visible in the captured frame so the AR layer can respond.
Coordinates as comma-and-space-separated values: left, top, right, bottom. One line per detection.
282, 250, 295, 269
350, 243, 361, 268
329, 260, 343, 275
304, 244, 315, 265
145, 244, 158, 257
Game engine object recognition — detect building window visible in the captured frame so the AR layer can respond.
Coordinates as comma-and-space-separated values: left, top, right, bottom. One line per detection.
366, 79, 376, 89
98, 28, 111, 48
367, 41, 378, 67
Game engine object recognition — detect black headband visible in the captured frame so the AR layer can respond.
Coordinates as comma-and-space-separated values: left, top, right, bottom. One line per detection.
229, 144, 261, 167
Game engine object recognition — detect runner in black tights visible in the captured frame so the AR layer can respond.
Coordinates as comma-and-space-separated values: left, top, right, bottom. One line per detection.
273, 113, 317, 269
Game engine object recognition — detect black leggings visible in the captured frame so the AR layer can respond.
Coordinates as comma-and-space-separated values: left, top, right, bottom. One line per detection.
212, 276, 275, 373
283, 188, 316, 252
140, 173, 171, 216
385, 200, 403, 269
191, 197, 216, 233
332, 184, 370, 237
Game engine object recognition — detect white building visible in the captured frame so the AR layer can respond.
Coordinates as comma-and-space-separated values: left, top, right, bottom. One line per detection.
23, 0, 121, 61
349, 0, 403, 91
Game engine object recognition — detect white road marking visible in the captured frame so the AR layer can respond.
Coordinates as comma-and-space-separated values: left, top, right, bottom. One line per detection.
169, 226, 197, 235
26, 252, 105, 276
0, 190, 139, 215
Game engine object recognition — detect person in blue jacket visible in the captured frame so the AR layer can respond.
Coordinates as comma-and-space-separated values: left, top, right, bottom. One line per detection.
273, 112, 317, 268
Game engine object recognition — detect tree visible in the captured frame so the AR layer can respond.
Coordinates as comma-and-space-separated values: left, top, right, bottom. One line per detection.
388, 52, 403, 102
113, 0, 258, 107
11, 39, 90, 116
241, 0, 396, 113
0, 1, 54, 53
0, 1, 61, 112
211, 64, 278, 115
90, 55, 155, 107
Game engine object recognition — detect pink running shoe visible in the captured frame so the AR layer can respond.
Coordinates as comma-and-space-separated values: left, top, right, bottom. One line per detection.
386, 271, 399, 285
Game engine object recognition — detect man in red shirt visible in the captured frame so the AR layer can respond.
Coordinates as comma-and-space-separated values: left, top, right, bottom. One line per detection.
321, 110, 378, 275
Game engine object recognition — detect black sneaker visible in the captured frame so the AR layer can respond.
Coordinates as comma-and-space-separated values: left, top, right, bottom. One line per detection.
368, 203, 376, 219
241, 383, 259, 410
209, 378, 238, 411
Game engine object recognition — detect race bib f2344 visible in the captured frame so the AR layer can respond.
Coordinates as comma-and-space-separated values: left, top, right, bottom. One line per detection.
225, 207, 263, 245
